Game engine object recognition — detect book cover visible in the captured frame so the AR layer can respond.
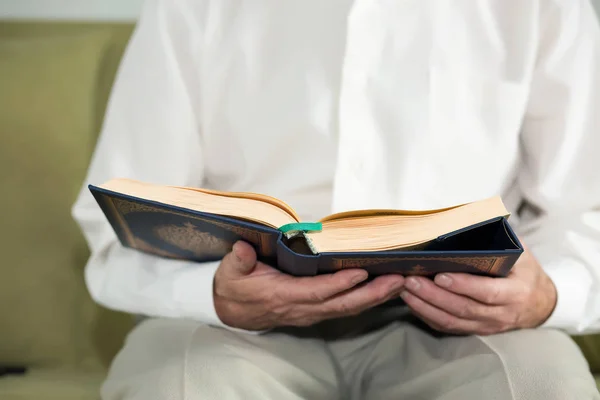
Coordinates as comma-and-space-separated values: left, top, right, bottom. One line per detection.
89, 185, 524, 277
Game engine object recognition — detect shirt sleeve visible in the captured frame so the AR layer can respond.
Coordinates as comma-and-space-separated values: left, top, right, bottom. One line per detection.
517, 0, 600, 335
71, 0, 233, 328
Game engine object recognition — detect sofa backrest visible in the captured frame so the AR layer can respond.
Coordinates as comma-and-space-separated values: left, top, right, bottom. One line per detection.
0, 20, 135, 370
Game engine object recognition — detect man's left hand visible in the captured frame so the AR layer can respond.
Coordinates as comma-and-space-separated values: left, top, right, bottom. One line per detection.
400, 247, 558, 335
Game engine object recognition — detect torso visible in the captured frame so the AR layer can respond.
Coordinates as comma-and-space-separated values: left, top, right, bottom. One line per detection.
189, 0, 539, 220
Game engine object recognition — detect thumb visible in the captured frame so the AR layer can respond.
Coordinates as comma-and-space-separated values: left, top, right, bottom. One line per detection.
224, 241, 258, 276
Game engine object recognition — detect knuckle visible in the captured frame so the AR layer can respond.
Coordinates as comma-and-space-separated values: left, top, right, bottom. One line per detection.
323, 300, 359, 317
308, 290, 326, 303
326, 274, 347, 291
457, 304, 473, 318
336, 301, 354, 315
458, 304, 471, 319
269, 302, 292, 318
492, 310, 519, 332
425, 320, 444, 332
489, 321, 510, 335
292, 318, 315, 327
375, 286, 391, 302
475, 327, 494, 336
485, 286, 501, 304
457, 300, 482, 319
320, 304, 338, 317
260, 291, 277, 306
213, 272, 231, 298
213, 282, 229, 299
269, 287, 289, 304
347, 306, 363, 317
441, 316, 458, 331
299, 312, 323, 327
509, 310, 522, 329
471, 303, 486, 318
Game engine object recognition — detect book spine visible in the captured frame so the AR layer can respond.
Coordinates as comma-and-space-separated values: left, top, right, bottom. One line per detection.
276, 236, 320, 276
90, 189, 134, 248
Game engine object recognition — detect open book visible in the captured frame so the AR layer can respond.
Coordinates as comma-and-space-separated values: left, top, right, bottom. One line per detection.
89, 178, 524, 277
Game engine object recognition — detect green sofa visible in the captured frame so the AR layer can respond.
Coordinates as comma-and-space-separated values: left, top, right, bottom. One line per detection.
0, 20, 598, 399
0, 21, 135, 400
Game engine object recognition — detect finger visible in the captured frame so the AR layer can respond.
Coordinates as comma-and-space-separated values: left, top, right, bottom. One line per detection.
280, 269, 371, 303
317, 274, 405, 317
432, 272, 524, 305
222, 241, 258, 276
410, 312, 446, 333
411, 306, 510, 337
404, 276, 504, 321
400, 290, 483, 335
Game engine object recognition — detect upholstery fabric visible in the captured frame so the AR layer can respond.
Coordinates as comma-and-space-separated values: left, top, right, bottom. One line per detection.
0, 368, 106, 400
0, 22, 134, 371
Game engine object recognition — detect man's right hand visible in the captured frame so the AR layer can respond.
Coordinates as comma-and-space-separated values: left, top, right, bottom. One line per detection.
213, 241, 405, 331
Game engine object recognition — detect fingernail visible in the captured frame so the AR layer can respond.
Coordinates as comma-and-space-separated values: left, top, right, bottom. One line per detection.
435, 274, 452, 288
399, 290, 410, 300
406, 277, 420, 291
352, 273, 368, 284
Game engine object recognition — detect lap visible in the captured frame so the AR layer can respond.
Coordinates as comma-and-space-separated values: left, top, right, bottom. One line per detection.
328, 317, 598, 400
101, 316, 599, 400
101, 318, 340, 400
476, 329, 599, 400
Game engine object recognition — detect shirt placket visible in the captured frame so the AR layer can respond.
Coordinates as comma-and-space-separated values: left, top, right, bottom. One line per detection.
333, 0, 385, 213
333, 0, 435, 212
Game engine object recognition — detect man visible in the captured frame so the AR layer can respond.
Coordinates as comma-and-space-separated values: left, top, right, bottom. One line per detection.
73, 0, 600, 399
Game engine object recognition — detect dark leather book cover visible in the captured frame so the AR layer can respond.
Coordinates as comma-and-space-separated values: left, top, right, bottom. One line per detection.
89, 185, 523, 278
89, 185, 281, 266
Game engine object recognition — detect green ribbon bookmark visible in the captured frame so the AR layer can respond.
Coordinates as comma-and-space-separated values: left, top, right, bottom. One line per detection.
279, 222, 323, 234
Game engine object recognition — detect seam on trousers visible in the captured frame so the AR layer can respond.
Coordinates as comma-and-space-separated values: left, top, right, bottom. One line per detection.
475, 335, 517, 400
182, 324, 203, 400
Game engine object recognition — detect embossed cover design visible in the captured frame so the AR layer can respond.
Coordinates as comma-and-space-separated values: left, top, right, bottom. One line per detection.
90, 185, 524, 277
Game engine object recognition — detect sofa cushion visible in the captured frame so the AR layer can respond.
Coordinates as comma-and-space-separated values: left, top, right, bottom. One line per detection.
0, 368, 105, 400
575, 335, 600, 374
0, 31, 116, 368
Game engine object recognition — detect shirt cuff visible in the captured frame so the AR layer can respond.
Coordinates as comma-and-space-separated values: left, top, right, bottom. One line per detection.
171, 259, 267, 335
539, 257, 593, 333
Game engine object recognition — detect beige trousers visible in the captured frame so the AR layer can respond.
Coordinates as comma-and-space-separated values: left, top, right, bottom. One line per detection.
102, 309, 599, 400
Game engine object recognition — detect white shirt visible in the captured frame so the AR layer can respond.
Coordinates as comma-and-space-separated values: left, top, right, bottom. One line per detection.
72, 0, 600, 335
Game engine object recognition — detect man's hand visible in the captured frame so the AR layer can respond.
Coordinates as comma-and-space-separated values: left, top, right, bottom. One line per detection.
214, 241, 405, 331
400, 247, 557, 336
